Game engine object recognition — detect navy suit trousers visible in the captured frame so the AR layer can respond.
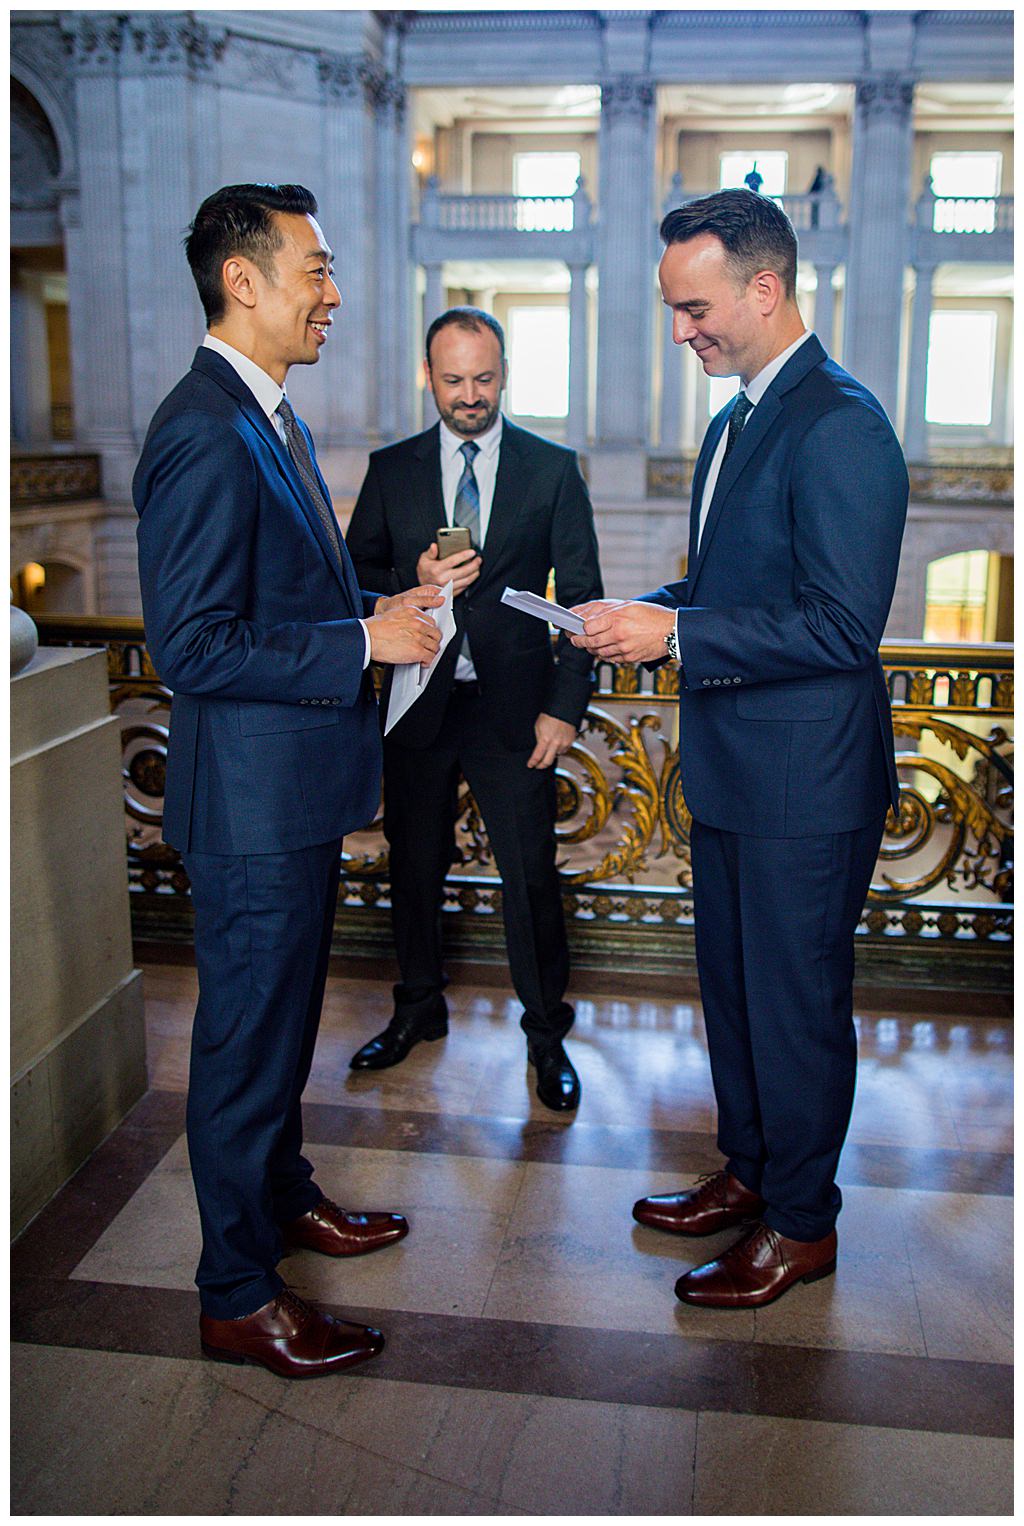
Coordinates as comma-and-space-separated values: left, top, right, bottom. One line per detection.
183, 838, 342, 1318
690, 814, 886, 1241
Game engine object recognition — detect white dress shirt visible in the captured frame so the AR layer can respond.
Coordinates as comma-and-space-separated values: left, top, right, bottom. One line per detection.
695, 329, 813, 547
202, 335, 371, 666
439, 413, 503, 680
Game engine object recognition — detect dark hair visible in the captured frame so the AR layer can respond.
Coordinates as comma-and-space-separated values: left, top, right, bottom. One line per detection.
185, 183, 319, 324
659, 188, 798, 299
425, 306, 505, 366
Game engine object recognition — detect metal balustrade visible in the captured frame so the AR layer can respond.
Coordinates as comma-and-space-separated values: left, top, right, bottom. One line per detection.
31, 617, 1013, 990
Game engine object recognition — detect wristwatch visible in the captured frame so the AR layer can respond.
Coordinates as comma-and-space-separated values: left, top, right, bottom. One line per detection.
664, 621, 680, 663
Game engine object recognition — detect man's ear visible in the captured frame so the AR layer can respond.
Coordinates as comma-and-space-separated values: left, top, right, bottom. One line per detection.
752, 269, 783, 316
222, 255, 259, 311
501, 358, 509, 389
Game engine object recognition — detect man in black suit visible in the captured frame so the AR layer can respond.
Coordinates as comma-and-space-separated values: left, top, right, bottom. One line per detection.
346, 307, 603, 1111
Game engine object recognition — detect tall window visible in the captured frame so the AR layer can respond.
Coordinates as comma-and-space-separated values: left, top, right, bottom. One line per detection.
719, 151, 788, 198
929, 151, 1002, 233
513, 151, 581, 231
925, 311, 998, 427
923, 551, 990, 643
508, 306, 570, 418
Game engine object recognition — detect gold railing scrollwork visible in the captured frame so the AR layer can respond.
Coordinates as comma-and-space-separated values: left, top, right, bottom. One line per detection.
31, 619, 1013, 975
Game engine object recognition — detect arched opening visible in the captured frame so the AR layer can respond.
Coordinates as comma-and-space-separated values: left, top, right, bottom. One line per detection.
11, 79, 73, 447
923, 550, 1013, 643
11, 559, 86, 616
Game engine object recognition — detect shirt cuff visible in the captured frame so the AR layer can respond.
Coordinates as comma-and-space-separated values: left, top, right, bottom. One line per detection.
358, 619, 372, 669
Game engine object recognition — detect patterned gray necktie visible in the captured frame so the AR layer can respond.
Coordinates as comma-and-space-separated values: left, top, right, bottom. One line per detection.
721, 391, 753, 466
276, 397, 344, 567
452, 439, 480, 662
453, 440, 481, 546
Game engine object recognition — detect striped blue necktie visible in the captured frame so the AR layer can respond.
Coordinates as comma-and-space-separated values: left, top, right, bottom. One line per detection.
453, 440, 480, 661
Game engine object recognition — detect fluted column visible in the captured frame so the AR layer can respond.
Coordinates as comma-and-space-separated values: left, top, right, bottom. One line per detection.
842, 76, 915, 422
595, 76, 655, 446
813, 264, 837, 355
567, 261, 589, 450
374, 75, 414, 442
119, 16, 225, 442
10, 278, 52, 445
318, 53, 381, 446
903, 263, 935, 462
59, 16, 136, 496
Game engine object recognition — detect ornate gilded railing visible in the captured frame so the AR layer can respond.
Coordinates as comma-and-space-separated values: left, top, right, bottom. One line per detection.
32, 618, 1013, 986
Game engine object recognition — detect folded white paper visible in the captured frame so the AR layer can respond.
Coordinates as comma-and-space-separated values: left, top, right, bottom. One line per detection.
385, 581, 456, 735
500, 586, 586, 635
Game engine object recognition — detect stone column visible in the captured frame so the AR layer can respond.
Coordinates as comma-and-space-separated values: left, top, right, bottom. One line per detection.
374, 75, 414, 442
421, 262, 445, 426
902, 263, 935, 463
59, 15, 137, 499
842, 76, 915, 423
318, 52, 381, 447
567, 261, 590, 450
595, 76, 655, 446
10, 277, 52, 445
118, 16, 225, 444
813, 264, 837, 354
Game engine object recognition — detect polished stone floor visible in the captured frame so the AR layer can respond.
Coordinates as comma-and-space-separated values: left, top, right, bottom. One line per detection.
12, 956, 1013, 1515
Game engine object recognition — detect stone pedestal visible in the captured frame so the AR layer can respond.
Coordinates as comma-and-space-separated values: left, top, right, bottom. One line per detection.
10, 647, 146, 1236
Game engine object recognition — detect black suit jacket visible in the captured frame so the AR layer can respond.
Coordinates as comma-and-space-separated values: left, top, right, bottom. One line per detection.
347, 417, 603, 750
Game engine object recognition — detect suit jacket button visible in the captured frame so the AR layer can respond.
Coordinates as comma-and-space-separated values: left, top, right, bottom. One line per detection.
702, 678, 711, 686
712, 678, 721, 686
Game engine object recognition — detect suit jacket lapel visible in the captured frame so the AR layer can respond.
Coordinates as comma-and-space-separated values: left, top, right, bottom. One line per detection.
687, 412, 727, 583
479, 416, 522, 573
190, 348, 358, 605
412, 424, 447, 550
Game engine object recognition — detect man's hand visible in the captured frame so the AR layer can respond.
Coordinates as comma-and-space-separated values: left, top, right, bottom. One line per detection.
366, 587, 444, 667
374, 585, 446, 616
416, 542, 482, 595
527, 712, 577, 770
569, 600, 676, 664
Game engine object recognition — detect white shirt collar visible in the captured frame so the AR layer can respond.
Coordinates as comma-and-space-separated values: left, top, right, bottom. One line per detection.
203, 334, 284, 422
742, 330, 813, 406
439, 412, 503, 460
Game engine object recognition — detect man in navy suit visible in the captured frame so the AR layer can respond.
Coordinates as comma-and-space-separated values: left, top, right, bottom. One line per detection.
134, 184, 443, 1376
572, 190, 908, 1309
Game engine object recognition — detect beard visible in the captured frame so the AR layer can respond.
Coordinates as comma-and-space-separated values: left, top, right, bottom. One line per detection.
436, 397, 500, 437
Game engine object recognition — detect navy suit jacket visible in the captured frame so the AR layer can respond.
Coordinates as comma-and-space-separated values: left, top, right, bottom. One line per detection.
642, 334, 909, 838
134, 347, 382, 855
347, 418, 603, 751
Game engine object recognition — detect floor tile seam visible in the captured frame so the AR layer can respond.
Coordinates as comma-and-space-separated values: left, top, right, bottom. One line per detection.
477, 1159, 533, 1317
206, 1372, 520, 1513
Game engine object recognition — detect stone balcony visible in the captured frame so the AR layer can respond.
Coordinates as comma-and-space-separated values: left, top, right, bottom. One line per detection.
413, 177, 596, 265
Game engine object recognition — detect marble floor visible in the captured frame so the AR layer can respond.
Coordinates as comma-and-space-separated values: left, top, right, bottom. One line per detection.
12, 956, 1013, 1515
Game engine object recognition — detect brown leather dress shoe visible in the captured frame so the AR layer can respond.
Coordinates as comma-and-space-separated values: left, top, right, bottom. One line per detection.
200, 1288, 384, 1378
632, 1171, 765, 1236
282, 1196, 409, 1257
675, 1222, 838, 1309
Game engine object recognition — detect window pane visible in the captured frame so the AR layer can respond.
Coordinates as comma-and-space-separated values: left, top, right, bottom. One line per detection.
719, 151, 788, 197
924, 550, 990, 642
513, 153, 580, 232
508, 306, 569, 418
925, 311, 998, 426
929, 152, 1002, 233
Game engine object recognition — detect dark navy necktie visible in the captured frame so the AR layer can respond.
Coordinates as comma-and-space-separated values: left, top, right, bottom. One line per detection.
721, 391, 753, 466
276, 397, 344, 568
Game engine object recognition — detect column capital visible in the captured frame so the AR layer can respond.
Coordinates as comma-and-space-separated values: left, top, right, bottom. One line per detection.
124, 14, 227, 76
600, 75, 655, 123
60, 14, 127, 74
856, 75, 915, 121
317, 50, 402, 117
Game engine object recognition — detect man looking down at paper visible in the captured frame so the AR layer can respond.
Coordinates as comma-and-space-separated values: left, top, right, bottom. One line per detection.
345, 307, 603, 1111
571, 190, 908, 1309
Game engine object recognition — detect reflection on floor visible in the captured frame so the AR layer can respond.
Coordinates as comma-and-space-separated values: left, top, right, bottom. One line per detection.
12, 958, 1013, 1515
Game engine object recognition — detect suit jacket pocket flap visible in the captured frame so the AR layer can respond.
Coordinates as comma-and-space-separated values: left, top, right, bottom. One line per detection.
735, 684, 834, 721
238, 702, 341, 735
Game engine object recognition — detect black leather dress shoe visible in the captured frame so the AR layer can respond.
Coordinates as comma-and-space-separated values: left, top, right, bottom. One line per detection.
528, 1042, 581, 1111
349, 997, 448, 1071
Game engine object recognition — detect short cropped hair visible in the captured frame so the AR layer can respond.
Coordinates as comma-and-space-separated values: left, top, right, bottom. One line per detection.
185, 183, 319, 324
425, 307, 506, 367
660, 188, 798, 299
